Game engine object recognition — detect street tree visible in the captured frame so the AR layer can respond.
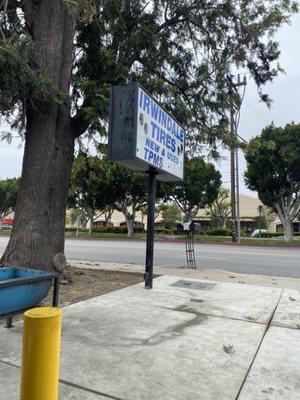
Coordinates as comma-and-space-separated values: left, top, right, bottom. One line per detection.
0, 178, 20, 230
245, 123, 300, 242
161, 204, 182, 230
253, 205, 276, 231
206, 188, 231, 228
167, 157, 221, 222
108, 164, 147, 238
140, 201, 168, 224
69, 155, 119, 236
0, 1, 297, 270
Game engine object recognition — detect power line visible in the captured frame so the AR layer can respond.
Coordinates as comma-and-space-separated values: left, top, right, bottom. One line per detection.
244, 101, 269, 123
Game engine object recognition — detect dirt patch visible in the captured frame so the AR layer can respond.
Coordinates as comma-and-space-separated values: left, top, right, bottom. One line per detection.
0, 268, 144, 326
49, 268, 144, 307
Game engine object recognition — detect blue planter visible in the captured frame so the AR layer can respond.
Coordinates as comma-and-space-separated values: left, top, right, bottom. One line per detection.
0, 268, 53, 316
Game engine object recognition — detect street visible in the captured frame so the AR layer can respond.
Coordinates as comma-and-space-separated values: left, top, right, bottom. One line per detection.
0, 236, 300, 278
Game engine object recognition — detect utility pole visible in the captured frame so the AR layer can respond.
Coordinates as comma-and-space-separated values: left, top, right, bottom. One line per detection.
235, 146, 241, 243
230, 88, 237, 243
229, 75, 247, 243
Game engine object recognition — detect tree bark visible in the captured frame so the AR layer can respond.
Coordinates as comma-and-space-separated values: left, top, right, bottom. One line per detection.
76, 215, 80, 238
88, 216, 94, 236
0, 1, 76, 271
275, 200, 294, 243
104, 208, 114, 226
126, 217, 135, 238
282, 216, 294, 243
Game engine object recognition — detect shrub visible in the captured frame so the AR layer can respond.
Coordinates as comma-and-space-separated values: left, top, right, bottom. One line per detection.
1, 226, 12, 231
205, 228, 232, 236
154, 228, 175, 235
65, 227, 88, 233
258, 232, 282, 238
93, 225, 145, 234
135, 226, 146, 234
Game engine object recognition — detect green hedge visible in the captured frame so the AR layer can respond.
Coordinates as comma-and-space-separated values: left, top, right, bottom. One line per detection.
205, 228, 232, 236
258, 232, 280, 238
65, 226, 146, 234
65, 227, 88, 233
258, 232, 299, 238
93, 226, 126, 234
154, 228, 176, 235
93, 226, 146, 234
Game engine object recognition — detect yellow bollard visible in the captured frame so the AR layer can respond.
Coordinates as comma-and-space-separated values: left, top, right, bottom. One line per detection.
20, 307, 62, 400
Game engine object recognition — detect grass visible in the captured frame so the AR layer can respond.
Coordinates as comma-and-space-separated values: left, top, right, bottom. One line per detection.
2, 229, 300, 246
191, 235, 300, 246
67, 231, 146, 239
70, 232, 300, 246
0, 230, 11, 236
241, 237, 300, 246
188, 235, 231, 243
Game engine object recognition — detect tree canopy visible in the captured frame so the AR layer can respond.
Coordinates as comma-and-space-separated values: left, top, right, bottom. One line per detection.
167, 157, 222, 222
206, 187, 231, 228
161, 203, 182, 230
74, 0, 298, 154
69, 155, 120, 234
1, 1, 298, 151
107, 163, 148, 237
245, 122, 300, 242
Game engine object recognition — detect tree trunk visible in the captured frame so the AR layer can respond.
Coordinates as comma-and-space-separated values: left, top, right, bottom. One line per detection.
76, 215, 80, 238
88, 216, 94, 237
282, 216, 294, 243
126, 218, 135, 238
275, 200, 295, 244
0, 2, 76, 271
187, 211, 194, 223
104, 208, 114, 227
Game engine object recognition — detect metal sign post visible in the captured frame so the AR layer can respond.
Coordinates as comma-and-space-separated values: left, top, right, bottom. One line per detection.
145, 167, 157, 288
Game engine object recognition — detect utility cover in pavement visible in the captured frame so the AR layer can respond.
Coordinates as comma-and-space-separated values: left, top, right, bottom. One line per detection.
171, 280, 217, 290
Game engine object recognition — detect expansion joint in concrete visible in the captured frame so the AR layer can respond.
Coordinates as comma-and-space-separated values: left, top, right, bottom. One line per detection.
0, 359, 127, 400
59, 379, 128, 400
235, 289, 284, 400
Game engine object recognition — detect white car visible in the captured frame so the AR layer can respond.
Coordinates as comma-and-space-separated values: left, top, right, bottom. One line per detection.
251, 229, 267, 237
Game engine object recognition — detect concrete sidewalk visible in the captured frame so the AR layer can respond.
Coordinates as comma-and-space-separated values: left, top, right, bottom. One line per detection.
0, 275, 299, 399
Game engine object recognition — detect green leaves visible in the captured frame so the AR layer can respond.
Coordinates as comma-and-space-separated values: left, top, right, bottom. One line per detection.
0, 177, 20, 218
0, 37, 66, 119
69, 155, 120, 217
245, 122, 300, 211
1, 0, 298, 155
73, 0, 298, 154
166, 156, 222, 220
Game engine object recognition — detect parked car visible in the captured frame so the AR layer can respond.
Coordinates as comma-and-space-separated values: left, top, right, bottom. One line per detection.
251, 229, 267, 237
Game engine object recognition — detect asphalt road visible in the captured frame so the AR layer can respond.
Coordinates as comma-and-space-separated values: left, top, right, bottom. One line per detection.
1, 236, 300, 278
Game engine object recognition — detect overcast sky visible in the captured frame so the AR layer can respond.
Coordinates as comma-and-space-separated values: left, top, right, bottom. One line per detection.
1, 12, 300, 198
220, 12, 300, 196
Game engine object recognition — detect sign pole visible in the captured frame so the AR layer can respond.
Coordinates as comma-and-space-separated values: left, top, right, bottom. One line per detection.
145, 167, 157, 289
